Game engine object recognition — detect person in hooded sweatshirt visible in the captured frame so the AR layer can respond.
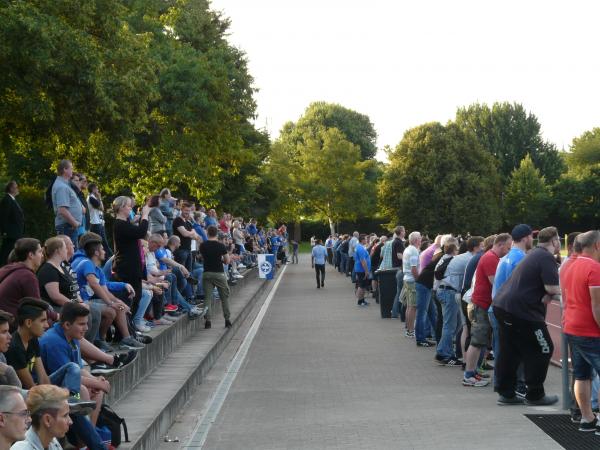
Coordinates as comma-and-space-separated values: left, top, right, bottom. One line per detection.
0, 239, 44, 321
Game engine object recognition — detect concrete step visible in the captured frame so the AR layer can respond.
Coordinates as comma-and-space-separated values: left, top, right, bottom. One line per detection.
112, 269, 268, 450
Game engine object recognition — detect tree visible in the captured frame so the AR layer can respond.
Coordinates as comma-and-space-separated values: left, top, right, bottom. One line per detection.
282, 102, 378, 160
567, 127, 600, 172
378, 122, 501, 235
266, 128, 376, 234
455, 102, 565, 183
503, 155, 550, 227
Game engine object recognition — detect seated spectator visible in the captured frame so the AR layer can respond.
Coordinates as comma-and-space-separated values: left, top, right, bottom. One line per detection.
0, 238, 44, 319
73, 233, 143, 351
0, 311, 20, 387
39, 302, 109, 450
0, 385, 29, 449
10, 384, 70, 450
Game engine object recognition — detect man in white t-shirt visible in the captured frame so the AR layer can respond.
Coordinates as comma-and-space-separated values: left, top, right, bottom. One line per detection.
400, 231, 421, 338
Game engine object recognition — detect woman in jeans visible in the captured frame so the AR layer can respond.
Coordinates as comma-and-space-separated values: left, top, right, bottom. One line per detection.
112, 196, 149, 317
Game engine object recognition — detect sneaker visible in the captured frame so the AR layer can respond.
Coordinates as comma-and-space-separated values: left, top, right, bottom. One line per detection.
154, 318, 173, 325
416, 341, 433, 347
113, 351, 138, 369
571, 408, 582, 423
237, 263, 247, 269
68, 396, 97, 416
225, 319, 232, 328
90, 363, 120, 376
119, 336, 145, 350
190, 306, 205, 316
497, 395, 525, 405
188, 310, 201, 320
94, 339, 113, 353
137, 334, 153, 344
476, 370, 491, 379
444, 358, 463, 367
164, 304, 178, 312
515, 388, 527, 399
363, 300, 370, 306
462, 376, 489, 387
480, 362, 494, 371
579, 416, 599, 432
524, 395, 559, 406
135, 322, 151, 333
233, 273, 244, 279
404, 330, 415, 338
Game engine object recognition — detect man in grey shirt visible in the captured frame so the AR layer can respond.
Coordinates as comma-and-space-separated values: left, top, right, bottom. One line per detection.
51, 159, 83, 248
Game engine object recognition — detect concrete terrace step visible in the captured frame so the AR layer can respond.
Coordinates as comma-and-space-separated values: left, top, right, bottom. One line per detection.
111, 269, 268, 450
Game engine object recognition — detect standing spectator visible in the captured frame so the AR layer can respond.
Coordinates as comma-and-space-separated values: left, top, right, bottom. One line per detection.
390, 226, 406, 319
348, 231, 359, 281
311, 239, 327, 288
291, 240, 299, 264
173, 202, 200, 275
493, 227, 561, 405
561, 230, 600, 430
204, 208, 218, 227
0, 181, 24, 266
87, 183, 111, 257
325, 236, 334, 265
112, 196, 150, 317
148, 195, 167, 236
71, 173, 90, 233
0, 238, 43, 318
461, 233, 511, 385
354, 235, 371, 307
199, 225, 231, 330
400, 231, 421, 337
159, 189, 176, 236
415, 245, 443, 347
0, 385, 29, 449
51, 160, 83, 248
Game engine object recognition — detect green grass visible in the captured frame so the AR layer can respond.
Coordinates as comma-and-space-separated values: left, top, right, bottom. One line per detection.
298, 242, 312, 253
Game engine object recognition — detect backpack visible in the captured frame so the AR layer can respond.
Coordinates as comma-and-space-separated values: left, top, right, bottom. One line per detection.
434, 256, 453, 281
96, 404, 129, 447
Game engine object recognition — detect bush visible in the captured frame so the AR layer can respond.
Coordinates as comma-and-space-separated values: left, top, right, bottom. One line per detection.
18, 186, 54, 241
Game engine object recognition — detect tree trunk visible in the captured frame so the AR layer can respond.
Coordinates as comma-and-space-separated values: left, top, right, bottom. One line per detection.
328, 217, 336, 236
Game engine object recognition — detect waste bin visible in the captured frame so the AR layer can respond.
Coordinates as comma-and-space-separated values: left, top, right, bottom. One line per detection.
375, 268, 399, 318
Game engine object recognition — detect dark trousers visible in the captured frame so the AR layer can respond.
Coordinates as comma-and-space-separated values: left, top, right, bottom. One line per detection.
434, 293, 443, 342
0, 237, 16, 266
326, 248, 333, 265
494, 306, 553, 400
315, 264, 325, 286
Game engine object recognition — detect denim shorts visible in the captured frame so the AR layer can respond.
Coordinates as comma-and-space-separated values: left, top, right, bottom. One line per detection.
567, 334, 600, 380
467, 304, 491, 348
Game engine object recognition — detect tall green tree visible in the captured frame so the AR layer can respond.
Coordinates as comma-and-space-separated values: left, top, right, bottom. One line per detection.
455, 102, 564, 183
549, 168, 600, 232
567, 127, 600, 172
503, 154, 550, 227
379, 122, 501, 235
267, 128, 376, 234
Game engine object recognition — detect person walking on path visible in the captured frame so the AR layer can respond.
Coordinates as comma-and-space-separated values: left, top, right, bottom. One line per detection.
200, 225, 231, 329
0, 181, 24, 266
493, 226, 562, 406
311, 239, 328, 288
354, 235, 371, 307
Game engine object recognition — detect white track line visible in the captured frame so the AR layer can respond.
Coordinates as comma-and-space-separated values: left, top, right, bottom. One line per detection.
183, 265, 287, 449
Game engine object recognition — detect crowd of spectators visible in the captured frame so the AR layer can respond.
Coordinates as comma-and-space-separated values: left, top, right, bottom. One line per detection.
322, 224, 600, 436
0, 159, 291, 449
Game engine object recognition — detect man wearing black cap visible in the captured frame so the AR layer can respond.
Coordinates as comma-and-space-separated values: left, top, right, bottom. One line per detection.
493, 226, 562, 406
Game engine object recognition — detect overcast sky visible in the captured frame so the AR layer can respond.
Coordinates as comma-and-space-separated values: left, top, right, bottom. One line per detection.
211, 0, 600, 160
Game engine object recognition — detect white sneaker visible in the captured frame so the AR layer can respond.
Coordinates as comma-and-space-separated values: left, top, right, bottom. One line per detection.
162, 315, 177, 322
237, 263, 246, 269
233, 274, 244, 279
135, 322, 151, 333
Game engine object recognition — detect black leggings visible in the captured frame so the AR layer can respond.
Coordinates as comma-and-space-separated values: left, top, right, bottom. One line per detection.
315, 264, 325, 286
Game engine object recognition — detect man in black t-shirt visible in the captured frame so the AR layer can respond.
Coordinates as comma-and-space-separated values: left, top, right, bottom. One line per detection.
391, 225, 406, 319
199, 225, 231, 330
493, 226, 561, 406
173, 202, 201, 273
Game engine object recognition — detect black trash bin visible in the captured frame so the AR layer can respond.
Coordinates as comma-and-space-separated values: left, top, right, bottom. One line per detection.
375, 268, 399, 318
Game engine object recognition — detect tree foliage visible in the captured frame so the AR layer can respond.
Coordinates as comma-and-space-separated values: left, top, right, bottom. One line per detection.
0, 0, 269, 213
568, 127, 600, 173
379, 122, 501, 235
503, 154, 550, 227
455, 102, 564, 183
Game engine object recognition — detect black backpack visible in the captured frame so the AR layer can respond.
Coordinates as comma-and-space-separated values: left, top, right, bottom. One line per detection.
97, 404, 129, 447
434, 256, 453, 281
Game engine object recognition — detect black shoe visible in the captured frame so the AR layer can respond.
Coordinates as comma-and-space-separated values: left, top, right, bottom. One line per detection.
89, 363, 119, 375
497, 395, 525, 406
205, 320, 212, 329
571, 408, 582, 423
137, 334, 153, 345
525, 395, 559, 406
225, 319, 232, 328
317, 285, 320, 289
113, 350, 138, 369
443, 358, 463, 367
321, 283, 324, 287
68, 395, 97, 416
167, 310, 183, 317
579, 416, 599, 432
416, 341, 433, 347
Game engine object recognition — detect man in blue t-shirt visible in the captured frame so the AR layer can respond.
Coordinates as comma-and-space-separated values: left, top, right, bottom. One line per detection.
311, 240, 328, 289
354, 235, 371, 306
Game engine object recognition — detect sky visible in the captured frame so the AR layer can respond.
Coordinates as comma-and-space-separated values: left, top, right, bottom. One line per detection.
210, 0, 600, 160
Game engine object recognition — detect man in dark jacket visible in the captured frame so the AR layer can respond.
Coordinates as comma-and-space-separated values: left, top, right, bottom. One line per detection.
0, 181, 24, 266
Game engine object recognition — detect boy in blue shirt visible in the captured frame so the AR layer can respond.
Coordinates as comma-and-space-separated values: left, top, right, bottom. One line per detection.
311, 240, 328, 288
354, 235, 372, 306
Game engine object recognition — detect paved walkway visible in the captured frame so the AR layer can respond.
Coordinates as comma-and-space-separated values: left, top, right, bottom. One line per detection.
198, 255, 564, 449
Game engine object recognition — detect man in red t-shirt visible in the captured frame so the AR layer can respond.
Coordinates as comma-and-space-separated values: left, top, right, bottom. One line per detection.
462, 233, 512, 387
561, 230, 600, 431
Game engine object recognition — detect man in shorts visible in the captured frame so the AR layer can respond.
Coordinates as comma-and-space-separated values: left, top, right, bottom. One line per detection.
400, 231, 421, 338
354, 235, 371, 307
561, 230, 600, 431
